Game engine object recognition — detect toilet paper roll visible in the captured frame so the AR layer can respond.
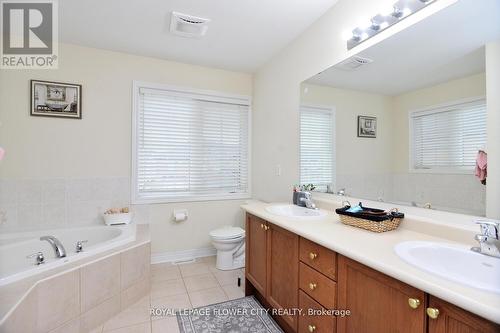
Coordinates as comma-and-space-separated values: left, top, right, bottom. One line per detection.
174, 212, 186, 222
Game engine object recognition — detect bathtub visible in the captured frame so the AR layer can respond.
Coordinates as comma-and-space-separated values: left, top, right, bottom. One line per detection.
0, 225, 136, 286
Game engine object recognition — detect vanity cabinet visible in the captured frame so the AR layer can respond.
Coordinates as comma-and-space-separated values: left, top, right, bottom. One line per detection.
337, 255, 426, 333
246, 214, 268, 296
427, 296, 500, 333
245, 213, 499, 333
267, 222, 299, 330
245, 214, 299, 331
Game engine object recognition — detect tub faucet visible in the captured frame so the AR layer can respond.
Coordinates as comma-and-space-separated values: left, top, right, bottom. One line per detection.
471, 220, 500, 258
40, 236, 67, 258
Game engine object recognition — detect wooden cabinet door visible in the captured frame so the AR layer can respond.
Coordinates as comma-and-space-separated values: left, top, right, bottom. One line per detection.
427, 296, 500, 333
337, 255, 426, 333
267, 223, 299, 331
245, 214, 268, 296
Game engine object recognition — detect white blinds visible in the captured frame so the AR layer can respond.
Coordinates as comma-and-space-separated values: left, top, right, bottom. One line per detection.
134, 87, 250, 202
300, 106, 335, 190
410, 99, 486, 170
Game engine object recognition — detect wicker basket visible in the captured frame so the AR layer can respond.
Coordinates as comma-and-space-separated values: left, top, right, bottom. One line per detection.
336, 202, 404, 233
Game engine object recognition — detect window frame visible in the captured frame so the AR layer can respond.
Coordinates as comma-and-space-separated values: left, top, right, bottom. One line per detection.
131, 81, 252, 204
299, 103, 336, 191
408, 96, 486, 175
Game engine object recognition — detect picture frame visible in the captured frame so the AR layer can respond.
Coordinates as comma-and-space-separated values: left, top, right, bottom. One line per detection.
357, 115, 377, 138
30, 80, 82, 119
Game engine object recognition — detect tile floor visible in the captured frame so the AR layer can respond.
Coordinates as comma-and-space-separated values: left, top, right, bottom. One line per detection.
91, 256, 245, 333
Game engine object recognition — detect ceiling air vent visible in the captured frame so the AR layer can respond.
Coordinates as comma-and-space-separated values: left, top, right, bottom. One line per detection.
170, 12, 210, 38
335, 56, 373, 71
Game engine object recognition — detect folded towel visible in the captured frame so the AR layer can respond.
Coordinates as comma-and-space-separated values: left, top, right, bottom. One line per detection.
346, 204, 363, 213
475, 150, 487, 185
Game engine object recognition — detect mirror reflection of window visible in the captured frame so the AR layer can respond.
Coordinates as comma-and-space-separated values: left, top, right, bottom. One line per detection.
299, 105, 335, 192
410, 99, 487, 172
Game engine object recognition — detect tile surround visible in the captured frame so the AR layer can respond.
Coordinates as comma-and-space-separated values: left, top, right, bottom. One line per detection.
37, 269, 80, 332
121, 244, 150, 290
0, 177, 150, 231
1, 243, 151, 333
80, 255, 121, 312
1, 253, 244, 333
337, 172, 486, 215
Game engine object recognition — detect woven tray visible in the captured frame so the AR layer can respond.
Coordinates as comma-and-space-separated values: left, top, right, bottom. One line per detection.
336, 202, 404, 233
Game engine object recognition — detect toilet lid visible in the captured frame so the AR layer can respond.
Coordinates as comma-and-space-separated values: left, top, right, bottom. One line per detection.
210, 226, 245, 240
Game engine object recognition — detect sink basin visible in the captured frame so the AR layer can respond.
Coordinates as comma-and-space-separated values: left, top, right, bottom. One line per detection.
395, 241, 500, 293
265, 204, 327, 219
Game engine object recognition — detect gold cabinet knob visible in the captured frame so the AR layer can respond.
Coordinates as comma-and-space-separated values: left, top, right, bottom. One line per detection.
408, 298, 421, 309
308, 325, 316, 332
309, 252, 318, 260
426, 307, 440, 319
308, 282, 317, 291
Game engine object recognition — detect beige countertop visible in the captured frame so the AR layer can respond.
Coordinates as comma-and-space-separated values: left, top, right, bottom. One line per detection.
241, 200, 500, 324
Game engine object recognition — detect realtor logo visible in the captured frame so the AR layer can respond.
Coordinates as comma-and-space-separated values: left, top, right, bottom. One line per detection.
1, 0, 58, 69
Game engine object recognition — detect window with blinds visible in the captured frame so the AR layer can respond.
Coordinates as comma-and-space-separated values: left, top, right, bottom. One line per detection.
410, 99, 486, 171
300, 105, 335, 191
132, 84, 250, 203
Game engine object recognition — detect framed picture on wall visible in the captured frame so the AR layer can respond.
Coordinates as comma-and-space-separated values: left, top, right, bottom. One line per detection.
357, 115, 377, 138
30, 80, 82, 119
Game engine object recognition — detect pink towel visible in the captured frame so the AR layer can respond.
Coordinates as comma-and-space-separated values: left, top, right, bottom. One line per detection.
475, 150, 487, 185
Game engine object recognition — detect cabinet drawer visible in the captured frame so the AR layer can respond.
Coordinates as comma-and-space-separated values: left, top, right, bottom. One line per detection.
300, 237, 336, 280
299, 290, 336, 333
299, 262, 336, 309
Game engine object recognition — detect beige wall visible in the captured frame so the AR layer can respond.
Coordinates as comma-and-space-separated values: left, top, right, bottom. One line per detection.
0, 43, 252, 254
251, 0, 457, 202
301, 83, 393, 176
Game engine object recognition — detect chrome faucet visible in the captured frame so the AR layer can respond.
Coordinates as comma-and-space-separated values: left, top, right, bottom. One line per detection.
336, 188, 346, 196
471, 220, 500, 258
40, 236, 67, 258
299, 192, 317, 210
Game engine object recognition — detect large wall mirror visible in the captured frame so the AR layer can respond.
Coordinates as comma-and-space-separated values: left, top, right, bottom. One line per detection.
300, 0, 500, 217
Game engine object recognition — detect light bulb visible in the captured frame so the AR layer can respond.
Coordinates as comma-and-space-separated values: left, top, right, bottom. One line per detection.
342, 30, 353, 41
402, 7, 412, 16
379, 21, 389, 29
379, 4, 395, 16
358, 20, 372, 30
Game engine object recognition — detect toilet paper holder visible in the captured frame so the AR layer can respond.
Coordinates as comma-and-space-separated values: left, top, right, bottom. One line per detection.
173, 209, 188, 222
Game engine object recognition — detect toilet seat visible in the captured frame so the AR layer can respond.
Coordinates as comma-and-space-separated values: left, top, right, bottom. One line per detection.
209, 226, 245, 240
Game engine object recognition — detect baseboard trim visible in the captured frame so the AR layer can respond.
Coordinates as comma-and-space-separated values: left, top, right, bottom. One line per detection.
151, 247, 217, 264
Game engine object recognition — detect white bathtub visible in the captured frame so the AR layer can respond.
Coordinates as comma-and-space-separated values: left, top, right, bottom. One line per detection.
0, 225, 136, 286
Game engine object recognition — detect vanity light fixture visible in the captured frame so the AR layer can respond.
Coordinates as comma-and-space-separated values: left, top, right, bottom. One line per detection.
346, 0, 436, 49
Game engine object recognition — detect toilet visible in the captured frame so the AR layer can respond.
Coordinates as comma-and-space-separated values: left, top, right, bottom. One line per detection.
209, 226, 245, 270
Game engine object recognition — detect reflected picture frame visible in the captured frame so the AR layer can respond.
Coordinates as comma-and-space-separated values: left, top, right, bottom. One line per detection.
357, 115, 377, 138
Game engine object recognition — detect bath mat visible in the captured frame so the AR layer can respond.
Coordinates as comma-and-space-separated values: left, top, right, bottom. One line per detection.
176, 296, 283, 333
